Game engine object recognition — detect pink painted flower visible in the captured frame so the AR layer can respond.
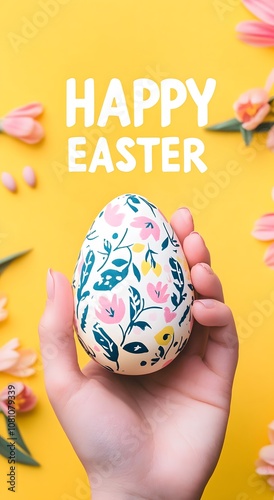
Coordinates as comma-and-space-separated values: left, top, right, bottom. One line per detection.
104, 203, 125, 227
233, 69, 274, 130
95, 295, 125, 323
252, 190, 274, 268
0, 102, 44, 144
131, 217, 160, 241
0, 382, 37, 416
147, 282, 170, 303
236, 1, 274, 47
255, 421, 274, 490
0, 338, 37, 377
0, 295, 8, 322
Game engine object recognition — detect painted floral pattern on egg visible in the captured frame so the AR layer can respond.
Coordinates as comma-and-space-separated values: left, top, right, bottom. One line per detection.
72, 194, 194, 375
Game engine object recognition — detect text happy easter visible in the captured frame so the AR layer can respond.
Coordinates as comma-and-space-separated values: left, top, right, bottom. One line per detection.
66, 78, 216, 173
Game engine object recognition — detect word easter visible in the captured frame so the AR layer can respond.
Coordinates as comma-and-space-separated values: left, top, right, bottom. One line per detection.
66, 78, 216, 173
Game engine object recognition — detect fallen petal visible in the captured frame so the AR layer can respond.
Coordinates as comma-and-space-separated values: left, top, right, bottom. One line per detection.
23, 166, 36, 187
6, 102, 43, 118
1, 172, 17, 193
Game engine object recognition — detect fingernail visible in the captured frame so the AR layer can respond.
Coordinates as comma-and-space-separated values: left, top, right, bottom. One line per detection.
196, 299, 215, 309
198, 262, 213, 274
178, 207, 193, 221
46, 269, 55, 301
190, 231, 205, 243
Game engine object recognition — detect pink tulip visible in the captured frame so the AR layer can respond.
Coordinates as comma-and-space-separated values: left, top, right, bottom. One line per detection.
233, 69, 274, 130
95, 295, 126, 324
256, 421, 274, 490
0, 382, 37, 416
0, 102, 44, 144
0, 295, 8, 322
237, 1, 274, 47
147, 282, 170, 303
0, 338, 37, 377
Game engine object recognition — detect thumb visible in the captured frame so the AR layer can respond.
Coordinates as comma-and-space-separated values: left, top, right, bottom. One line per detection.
38, 269, 83, 405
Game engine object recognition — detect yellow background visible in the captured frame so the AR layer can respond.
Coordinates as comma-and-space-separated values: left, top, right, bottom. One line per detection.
0, 1, 274, 498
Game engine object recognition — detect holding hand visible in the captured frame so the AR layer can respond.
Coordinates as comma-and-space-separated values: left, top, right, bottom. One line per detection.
39, 208, 238, 500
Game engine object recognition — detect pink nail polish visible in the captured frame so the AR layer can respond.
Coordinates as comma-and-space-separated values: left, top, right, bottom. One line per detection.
46, 269, 55, 300
196, 299, 215, 309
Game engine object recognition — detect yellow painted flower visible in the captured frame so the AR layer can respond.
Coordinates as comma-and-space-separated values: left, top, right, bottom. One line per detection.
154, 326, 174, 345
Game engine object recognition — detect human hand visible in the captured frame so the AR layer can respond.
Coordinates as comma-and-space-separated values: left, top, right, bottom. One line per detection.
38, 208, 238, 500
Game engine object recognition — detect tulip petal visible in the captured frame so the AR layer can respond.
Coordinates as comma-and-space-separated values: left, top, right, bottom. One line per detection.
267, 126, 274, 151
264, 242, 274, 268
264, 69, 274, 92
236, 21, 274, 47
242, 0, 274, 26
252, 214, 274, 241
6, 102, 43, 118
19, 121, 44, 144
243, 103, 270, 130
3, 116, 34, 137
268, 421, 274, 444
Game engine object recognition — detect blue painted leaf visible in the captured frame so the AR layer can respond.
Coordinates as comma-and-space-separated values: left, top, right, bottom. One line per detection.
112, 259, 127, 267
80, 304, 89, 332
123, 342, 149, 354
94, 267, 129, 291
171, 293, 178, 309
77, 334, 96, 358
104, 239, 112, 254
129, 195, 140, 204
93, 323, 119, 362
79, 250, 95, 292
161, 237, 169, 250
169, 257, 185, 310
188, 283, 194, 291
178, 304, 191, 327
151, 357, 160, 366
158, 346, 165, 358
132, 263, 141, 282
134, 321, 151, 331
129, 286, 142, 320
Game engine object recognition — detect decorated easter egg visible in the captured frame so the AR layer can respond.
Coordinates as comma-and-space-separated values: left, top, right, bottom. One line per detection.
73, 194, 194, 375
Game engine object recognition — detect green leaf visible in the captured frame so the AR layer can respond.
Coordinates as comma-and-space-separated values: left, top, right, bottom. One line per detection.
0, 249, 31, 275
0, 436, 40, 466
207, 118, 241, 132
254, 121, 274, 133
240, 126, 253, 145
3, 414, 30, 455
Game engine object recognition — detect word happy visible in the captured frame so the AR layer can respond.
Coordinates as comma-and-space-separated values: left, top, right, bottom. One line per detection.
66, 78, 216, 174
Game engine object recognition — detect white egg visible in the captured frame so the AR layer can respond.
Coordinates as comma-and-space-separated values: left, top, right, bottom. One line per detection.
73, 193, 194, 375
